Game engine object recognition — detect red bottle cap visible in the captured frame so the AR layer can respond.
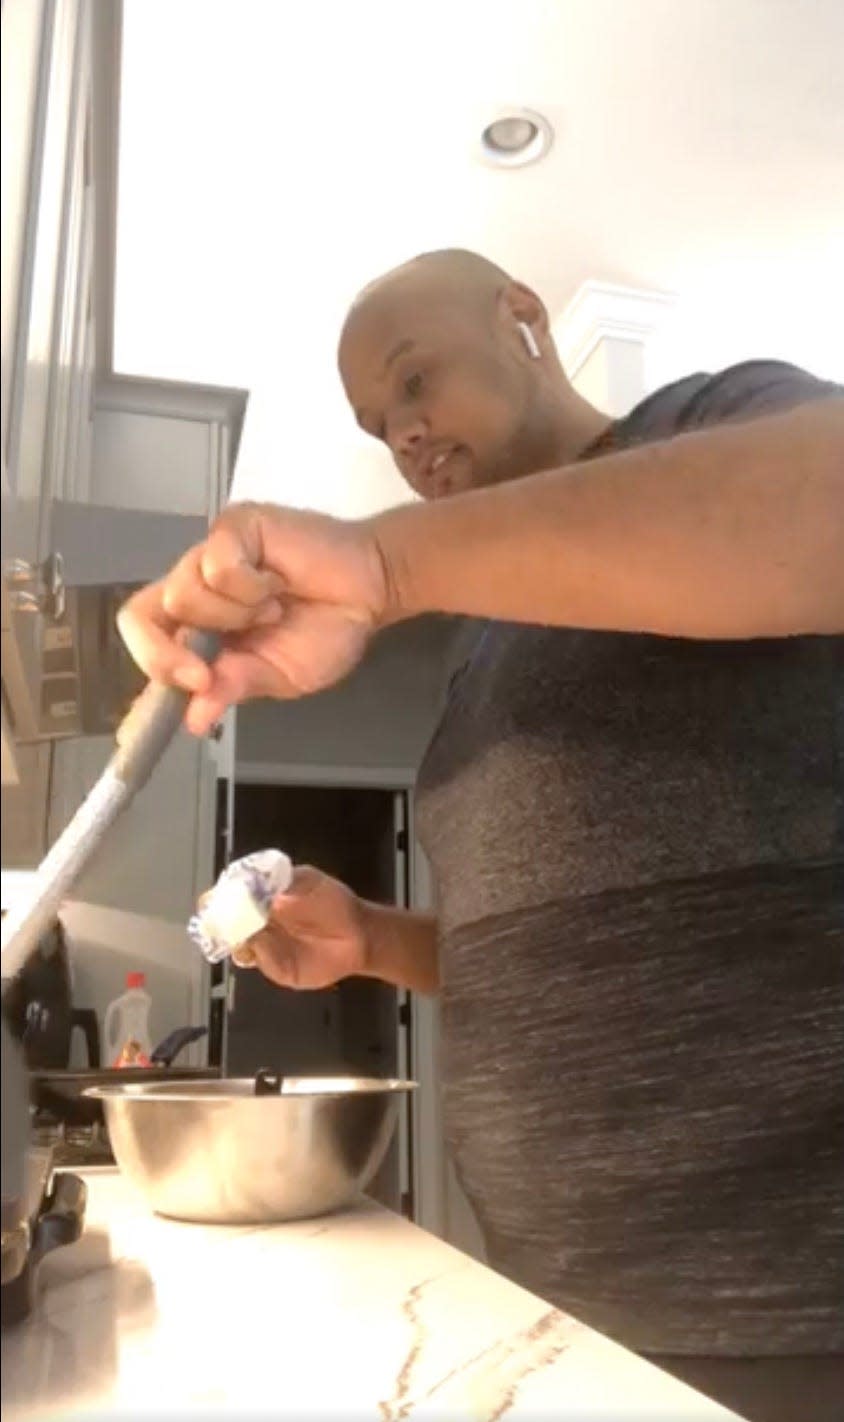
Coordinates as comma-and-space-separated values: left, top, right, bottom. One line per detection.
126, 971, 146, 989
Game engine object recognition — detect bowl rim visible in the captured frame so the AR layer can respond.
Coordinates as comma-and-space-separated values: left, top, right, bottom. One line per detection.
84, 1075, 418, 1102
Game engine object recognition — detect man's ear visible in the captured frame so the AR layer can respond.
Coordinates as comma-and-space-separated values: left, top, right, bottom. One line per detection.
501, 281, 550, 337
498, 281, 551, 360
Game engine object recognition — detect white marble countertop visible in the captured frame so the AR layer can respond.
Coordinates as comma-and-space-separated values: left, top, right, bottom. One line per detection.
2, 1169, 742, 1420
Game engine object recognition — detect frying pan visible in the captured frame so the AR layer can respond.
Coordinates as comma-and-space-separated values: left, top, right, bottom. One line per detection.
31, 1026, 218, 1126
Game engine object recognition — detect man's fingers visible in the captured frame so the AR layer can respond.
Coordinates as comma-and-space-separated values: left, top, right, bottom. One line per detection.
179, 648, 294, 735
200, 521, 286, 604
117, 582, 213, 691
250, 928, 299, 988
161, 553, 281, 633
184, 691, 235, 738
270, 865, 320, 913
117, 537, 284, 696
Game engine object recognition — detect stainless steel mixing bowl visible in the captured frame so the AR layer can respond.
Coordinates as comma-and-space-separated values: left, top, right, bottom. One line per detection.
87, 1075, 415, 1224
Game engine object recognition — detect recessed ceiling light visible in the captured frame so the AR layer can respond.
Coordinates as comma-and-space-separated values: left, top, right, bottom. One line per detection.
479, 109, 554, 169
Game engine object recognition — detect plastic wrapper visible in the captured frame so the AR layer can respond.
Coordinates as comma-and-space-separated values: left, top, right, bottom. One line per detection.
188, 850, 293, 964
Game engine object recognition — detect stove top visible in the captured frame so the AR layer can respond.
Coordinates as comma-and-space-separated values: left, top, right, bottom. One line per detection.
31, 1118, 114, 1169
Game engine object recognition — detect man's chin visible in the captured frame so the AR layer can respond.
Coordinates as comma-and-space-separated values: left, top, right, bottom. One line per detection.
430, 468, 473, 500
435, 477, 476, 500
425, 456, 515, 499
468, 451, 534, 491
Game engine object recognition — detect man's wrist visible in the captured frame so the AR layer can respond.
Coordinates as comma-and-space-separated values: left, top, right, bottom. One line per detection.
356, 899, 440, 995
357, 898, 386, 977
367, 503, 430, 627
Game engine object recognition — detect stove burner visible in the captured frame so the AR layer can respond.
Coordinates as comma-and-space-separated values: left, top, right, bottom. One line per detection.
32, 1116, 114, 1168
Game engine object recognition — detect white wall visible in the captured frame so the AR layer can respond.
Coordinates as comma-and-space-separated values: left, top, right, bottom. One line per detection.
558, 275, 844, 415
571, 336, 649, 418
646, 276, 844, 392
61, 903, 200, 1067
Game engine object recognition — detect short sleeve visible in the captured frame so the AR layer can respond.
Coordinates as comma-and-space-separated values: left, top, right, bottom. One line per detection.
680, 360, 842, 429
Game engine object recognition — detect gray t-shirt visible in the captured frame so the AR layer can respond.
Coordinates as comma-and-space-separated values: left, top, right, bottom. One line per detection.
415, 361, 843, 1356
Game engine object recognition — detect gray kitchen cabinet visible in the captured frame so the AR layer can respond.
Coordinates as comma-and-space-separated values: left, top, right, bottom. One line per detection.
1, 0, 94, 534
91, 373, 245, 520
92, 411, 218, 514
1, 0, 50, 489
42, 381, 241, 1041
1, 0, 235, 743
2, 0, 87, 528
50, 64, 95, 507
45, 373, 241, 920
2, 0, 96, 743
1, 0, 246, 743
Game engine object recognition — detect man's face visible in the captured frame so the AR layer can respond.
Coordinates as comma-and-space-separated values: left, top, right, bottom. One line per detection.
338, 285, 542, 500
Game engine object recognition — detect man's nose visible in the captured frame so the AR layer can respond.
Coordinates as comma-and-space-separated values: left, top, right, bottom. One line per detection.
392, 415, 428, 462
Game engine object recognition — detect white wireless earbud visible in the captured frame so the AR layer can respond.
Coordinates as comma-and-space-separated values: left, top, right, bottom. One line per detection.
518, 321, 542, 360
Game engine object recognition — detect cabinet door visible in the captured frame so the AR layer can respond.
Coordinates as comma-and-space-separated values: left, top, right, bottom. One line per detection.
1, 0, 49, 494
2, 0, 81, 557
47, 4, 94, 504
65, 200, 95, 502
1, 0, 84, 737
90, 411, 224, 518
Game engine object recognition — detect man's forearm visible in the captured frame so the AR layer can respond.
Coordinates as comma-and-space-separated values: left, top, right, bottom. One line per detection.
359, 902, 440, 994
374, 401, 844, 639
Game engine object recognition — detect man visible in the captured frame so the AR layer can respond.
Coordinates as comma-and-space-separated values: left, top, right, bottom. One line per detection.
120, 251, 844, 1421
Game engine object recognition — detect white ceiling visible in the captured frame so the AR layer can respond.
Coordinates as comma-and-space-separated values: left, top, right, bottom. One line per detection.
114, 0, 844, 515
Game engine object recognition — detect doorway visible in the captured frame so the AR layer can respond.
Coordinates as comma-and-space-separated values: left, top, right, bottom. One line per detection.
218, 780, 411, 1211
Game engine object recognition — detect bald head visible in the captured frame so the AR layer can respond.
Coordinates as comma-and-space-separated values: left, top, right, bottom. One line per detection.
338, 248, 598, 500
347, 248, 511, 319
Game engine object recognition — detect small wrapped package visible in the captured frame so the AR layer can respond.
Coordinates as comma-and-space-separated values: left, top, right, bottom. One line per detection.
188, 850, 293, 964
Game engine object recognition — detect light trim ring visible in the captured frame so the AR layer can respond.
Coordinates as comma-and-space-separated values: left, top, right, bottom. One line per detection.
479, 109, 554, 169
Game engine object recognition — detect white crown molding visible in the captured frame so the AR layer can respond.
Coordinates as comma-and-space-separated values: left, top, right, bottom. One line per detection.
554, 281, 675, 379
